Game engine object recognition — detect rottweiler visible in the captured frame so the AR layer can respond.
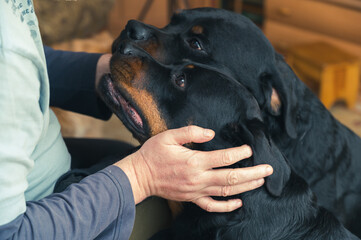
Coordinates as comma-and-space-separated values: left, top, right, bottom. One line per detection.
96, 46, 359, 239
110, 8, 361, 236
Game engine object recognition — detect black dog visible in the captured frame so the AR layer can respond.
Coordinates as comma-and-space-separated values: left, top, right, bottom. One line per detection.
111, 8, 361, 235
97, 48, 359, 239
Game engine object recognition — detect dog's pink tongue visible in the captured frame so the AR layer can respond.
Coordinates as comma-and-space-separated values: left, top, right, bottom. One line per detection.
117, 94, 143, 129
127, 104, 143, 128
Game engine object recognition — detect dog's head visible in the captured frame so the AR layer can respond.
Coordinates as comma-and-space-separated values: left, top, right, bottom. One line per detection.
112, 8, 299, 139
97, 49, 290, 196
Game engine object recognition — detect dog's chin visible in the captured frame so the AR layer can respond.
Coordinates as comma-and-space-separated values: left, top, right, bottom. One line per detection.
98, 73, 149, 142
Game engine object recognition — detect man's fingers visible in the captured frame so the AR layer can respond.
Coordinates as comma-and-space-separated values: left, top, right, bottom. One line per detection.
160, 125, 215, 146
203, 165, 273, 186
201, 145, 252, 169
193, 197, 243, 212
202, 178, 265, 197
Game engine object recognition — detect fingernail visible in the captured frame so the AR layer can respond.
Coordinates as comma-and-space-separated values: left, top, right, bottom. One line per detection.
266, 166, 273, 175
204, 129, 214, 137
235, 199, 242, 207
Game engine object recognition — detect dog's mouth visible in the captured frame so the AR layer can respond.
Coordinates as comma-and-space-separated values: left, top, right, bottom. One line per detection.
101, 73, 146, 137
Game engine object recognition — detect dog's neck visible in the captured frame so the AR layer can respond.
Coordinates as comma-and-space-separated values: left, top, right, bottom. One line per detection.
177, 160, 343, 239
267, 83, 359, 179
167, 125, 352, 239
263, 81, 361, 220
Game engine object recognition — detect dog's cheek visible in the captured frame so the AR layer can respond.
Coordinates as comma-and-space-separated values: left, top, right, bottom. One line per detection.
126, 86, 168, 136
140, 41, 164, 63
115, 63, 169, 136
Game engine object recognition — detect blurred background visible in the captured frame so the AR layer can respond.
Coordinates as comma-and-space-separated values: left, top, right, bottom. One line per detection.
34, 0, 361, 239
34, 0, 361, 142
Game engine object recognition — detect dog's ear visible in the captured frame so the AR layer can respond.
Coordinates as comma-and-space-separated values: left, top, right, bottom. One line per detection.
260, 53, 298, 139
222, 119, 291, 197
249, 122, 291, 197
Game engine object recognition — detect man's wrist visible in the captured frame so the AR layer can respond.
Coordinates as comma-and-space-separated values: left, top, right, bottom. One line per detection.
113, 153, 151, 204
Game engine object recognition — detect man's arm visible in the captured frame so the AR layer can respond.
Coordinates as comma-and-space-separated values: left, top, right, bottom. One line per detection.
44, 46, 112, 120
0, 47, 135, 240
0, 166, 136, 240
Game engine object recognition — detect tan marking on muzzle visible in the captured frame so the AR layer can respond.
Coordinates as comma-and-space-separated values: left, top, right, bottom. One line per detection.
191, 25, 204, 35
114, 67, 167, 137
112, 57, 168, 135
142, 41, 157, 56
126, 86, 168, 136
112, 59, 138, 84
141, 41, 164, 62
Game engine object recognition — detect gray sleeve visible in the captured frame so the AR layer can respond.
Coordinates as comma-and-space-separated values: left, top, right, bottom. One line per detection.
0, 165, 135, 240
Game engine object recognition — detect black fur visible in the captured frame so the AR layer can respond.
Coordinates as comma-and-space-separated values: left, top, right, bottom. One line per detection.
112, 8, 361, 235
98, 51, 358, 239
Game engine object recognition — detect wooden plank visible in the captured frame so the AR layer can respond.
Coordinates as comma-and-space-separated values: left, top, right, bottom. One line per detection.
264, 19, 361, 60
289, 42, 359, 67
265, 0, 361, 45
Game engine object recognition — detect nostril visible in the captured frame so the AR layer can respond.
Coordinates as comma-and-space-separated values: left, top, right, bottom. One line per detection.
124, 48, 132, 55
119, 43, 133, 55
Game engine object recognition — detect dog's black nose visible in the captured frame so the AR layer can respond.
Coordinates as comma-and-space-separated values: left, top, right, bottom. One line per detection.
116, 42, 133, 55
117, 42, 149, 58
127, 20, 152, 41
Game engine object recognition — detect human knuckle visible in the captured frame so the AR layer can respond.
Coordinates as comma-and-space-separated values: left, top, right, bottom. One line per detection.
222, 186, 231, 197
221, 151, 233, 165
227, 170, 238, 185
186, 125, 196, 138
186, 177, 198, 187
206, 202, 214, 212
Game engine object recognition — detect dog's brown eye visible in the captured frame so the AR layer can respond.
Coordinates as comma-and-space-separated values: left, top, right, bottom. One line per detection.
174, 74, 186, 89
188, 39, 202, 50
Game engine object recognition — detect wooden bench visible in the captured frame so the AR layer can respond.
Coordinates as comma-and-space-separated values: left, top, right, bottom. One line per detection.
287, 42, 360, 109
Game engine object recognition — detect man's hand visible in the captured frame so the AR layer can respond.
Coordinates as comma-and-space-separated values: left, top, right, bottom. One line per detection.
114, 126, 273, 213
95, 54, 112, 88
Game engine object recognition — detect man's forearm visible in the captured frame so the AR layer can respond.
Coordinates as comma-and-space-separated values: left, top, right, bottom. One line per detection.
44, 46, 112, 120
0, 166, 135, 240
